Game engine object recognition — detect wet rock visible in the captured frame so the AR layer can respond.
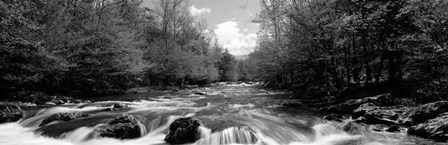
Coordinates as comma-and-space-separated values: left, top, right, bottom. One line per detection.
350, 100, 448, 133
325, 93, 394, 114
408, 113, 448, 142
74, 99, 83, 103
402, 101, 448, 125
352, 103, 406, 125
386, 125, 400, 132
112, 103, 127, 109
0, 103, 25, 123
94, 114, 141, 139
25, 92, 53, 105
165, 117, 202, 144
194, 92, 207, 95
323, 114, 345, 122
343, 121, 362, 135
52, 99, 65, 105
371, 124, 387, 132
40, 112, 89, 126
49, 95, 75, 105
283, 101, 303, 107
352, 103, 377, 118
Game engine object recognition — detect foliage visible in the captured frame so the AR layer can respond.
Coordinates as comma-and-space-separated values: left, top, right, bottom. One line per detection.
218, 49, 237, 82
247, 0, 448, 100
0, 0, 235, 98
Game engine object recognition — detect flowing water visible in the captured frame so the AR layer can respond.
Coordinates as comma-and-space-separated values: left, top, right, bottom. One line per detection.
0, 83, 443, 145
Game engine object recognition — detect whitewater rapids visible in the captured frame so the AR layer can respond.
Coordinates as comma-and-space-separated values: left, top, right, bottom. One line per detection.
0, 83, 437, 145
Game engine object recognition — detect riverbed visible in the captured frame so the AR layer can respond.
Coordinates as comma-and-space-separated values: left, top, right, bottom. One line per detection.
0, 83, 443, 145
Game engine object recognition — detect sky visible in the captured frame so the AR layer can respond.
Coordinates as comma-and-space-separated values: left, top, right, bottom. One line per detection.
141, 0, 261, 56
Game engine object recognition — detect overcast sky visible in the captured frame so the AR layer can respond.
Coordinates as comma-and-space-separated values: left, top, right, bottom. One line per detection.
141, 0, 261, 56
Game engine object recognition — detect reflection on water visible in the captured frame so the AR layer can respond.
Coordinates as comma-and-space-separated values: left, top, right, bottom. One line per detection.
0, 83, 443, 145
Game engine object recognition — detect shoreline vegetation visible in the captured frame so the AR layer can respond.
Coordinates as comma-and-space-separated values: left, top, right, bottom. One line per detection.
1, 0, 448, 143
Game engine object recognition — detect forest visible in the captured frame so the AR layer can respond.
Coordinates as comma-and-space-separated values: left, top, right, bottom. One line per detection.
1, 0, 448, 104
244, 0, 448, 104
0, 0, 239, 98
2, 0, 448, 144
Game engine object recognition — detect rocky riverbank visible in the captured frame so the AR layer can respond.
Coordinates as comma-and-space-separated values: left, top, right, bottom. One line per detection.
317, 93, 448, 142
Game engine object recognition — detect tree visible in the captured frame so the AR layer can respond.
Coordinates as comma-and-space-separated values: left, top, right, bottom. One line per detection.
0, 0, 62, 95
218, 49, 237, 82
247, 0, 448, 100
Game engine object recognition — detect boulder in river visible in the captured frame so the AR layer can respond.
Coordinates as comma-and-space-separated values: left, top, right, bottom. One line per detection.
343, 121, 362, 135
0, 103, 25, 123
94, 114, 141, 139
324, 93, 394, 114
352, 101, 448, 126
402, 101, 448, 125
74, 99, 83, 103
323, 114, 346, 122
352, 103, 407, 125
408, 113, 448, 142
386, 125, 400, 132
24, 92, 53, 105
40, 112, 89, 126
52, 99, 65, 105
370, 124, 388, 132
194, 92, 207, 95
165, 117, 202, 144
112, 103, 128, 109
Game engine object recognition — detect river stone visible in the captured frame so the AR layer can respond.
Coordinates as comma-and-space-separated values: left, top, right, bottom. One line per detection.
40, 112, 89, 126
95, 114, 141, 139
408, 113, 448, 142
370, 124, 387, 132
352, 103, 377, 118
0, 103, 25, 123
194, 92, 207, 95
52, 99, 65, 105
323, 114, 345, 122
402, 101, 448, 125
165, 117, 202, 144
386, 125, 400, 132
352, 103, 407, 125
112, 103, 127, 109
343, 122, 362, 135
325, 93, 394, 114
74, 99, 83, 103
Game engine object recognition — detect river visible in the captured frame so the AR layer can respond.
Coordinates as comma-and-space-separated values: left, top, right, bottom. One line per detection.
0, 83, 442, 145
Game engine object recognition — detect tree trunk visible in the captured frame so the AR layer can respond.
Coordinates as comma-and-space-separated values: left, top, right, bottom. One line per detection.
375, 52, 385, 83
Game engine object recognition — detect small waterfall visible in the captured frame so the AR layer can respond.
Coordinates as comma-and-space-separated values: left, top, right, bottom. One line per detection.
313, 123, 346, 139
63, 126, 97, 142
195, 126, 260, 145
289, 123, 362, 145
0, 84, 432, 145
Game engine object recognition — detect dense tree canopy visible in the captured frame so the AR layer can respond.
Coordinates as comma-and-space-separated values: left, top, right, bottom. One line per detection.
246, 0, 448, 102
0, 0, 233, 97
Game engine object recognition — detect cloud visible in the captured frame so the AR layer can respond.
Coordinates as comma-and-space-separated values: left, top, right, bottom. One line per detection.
214, 21, 257, 55
189, 5, 211, 16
